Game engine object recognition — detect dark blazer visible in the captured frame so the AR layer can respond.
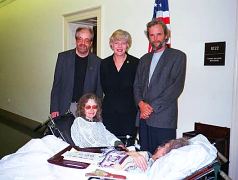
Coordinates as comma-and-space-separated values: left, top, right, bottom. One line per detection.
50, 49, 102, 115
134, 48, 186, 129
100, 54, 139, 115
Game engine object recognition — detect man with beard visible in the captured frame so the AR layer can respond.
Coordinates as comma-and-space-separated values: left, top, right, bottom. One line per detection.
50, 27, 102, 118
134, 19, 186, 154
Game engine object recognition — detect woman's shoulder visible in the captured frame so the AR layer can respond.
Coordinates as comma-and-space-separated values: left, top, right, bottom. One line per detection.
127, 54, 139, 62
102, 55, 113, 62
74, 116, 83, 121
94, 121, 104, 126
101, 55, 113, 69
73, 117, 88, 124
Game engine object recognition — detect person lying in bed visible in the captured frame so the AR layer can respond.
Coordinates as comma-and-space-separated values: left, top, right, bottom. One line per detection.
98, 137, 188, 171
71, 93, 124, 148
98, 134, 217, 179
127, 137, 189, 171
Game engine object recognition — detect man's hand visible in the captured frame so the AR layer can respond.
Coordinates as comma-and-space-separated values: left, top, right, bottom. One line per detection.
51, 111, 59, 119
138, 101, 153, 120
127, 151, 148, 171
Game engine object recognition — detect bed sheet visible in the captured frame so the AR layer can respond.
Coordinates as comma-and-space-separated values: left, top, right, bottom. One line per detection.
0, 135, 147, 180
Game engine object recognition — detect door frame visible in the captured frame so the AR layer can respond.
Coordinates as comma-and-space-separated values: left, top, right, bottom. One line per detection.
63, 6, 101, 57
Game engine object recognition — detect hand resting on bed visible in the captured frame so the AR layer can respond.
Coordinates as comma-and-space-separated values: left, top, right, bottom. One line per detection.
126, 137, 189, 171
98, 133, 217, 180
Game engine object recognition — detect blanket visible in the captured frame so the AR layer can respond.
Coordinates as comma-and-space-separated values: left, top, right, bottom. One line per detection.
0, 134, 217, 180
0, 135, 146, 180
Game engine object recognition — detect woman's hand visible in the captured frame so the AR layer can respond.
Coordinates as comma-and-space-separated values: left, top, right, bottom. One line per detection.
117, 144, 128, 152
127, 151, 148, 171
51, 111, 59, 119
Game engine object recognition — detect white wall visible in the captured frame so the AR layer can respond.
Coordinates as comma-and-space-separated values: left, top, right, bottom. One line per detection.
230, 19, 238, 178
169, 0, 237, 135
0, 0, 237, 135
0, 0, 237, 178
0, 0, 155, 121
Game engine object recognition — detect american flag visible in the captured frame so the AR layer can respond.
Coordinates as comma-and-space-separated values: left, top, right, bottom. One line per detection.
148, 0, 171, 52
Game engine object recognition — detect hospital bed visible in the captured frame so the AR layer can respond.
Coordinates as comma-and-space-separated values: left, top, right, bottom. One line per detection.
0, 133, 224, 180
183, 122, 231, 179
0, 115, 229, 180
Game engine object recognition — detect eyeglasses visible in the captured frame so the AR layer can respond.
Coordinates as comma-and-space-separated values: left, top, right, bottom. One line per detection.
76, 37, 92, 45
84, 105, 98, 110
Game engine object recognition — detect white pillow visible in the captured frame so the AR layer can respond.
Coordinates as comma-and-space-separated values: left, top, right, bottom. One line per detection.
147, 134, 217, 180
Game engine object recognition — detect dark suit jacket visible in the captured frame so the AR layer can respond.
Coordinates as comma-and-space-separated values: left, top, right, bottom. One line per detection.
50, 49, 102, 115
100, 54, 139, 114
134, 48, 186, 129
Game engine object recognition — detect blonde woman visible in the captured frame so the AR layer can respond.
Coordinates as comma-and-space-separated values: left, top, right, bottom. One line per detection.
100, 29, 139, 146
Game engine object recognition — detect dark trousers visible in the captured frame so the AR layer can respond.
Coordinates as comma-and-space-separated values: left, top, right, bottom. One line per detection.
102, 112, 137, 146
139, 120, 176, 154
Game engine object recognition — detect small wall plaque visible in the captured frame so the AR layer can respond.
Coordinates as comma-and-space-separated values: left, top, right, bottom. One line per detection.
204, 42, 226, 66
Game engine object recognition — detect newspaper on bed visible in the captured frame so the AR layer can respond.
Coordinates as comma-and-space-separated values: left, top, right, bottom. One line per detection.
99, 149, 149, 172
62, 147, 149, 172
62, 148, 104, 164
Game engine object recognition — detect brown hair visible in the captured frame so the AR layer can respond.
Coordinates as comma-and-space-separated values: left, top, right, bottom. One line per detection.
145, 19, 170, 42
76, 93, 102, 121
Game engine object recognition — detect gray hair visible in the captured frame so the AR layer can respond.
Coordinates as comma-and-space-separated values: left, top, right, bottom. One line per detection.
164, 137, 189, 154
75, 27, 94, 41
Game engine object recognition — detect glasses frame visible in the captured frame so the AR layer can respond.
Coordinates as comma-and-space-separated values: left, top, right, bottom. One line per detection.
84, 105, 98, 110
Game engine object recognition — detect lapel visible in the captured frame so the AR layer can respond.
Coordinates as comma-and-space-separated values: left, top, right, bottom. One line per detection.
68, 49, 76, 96
147, 48, 168, 89
142, 53, 153, 97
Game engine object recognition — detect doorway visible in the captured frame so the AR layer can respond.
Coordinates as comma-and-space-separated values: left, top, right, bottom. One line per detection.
63, 7, 101, 56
